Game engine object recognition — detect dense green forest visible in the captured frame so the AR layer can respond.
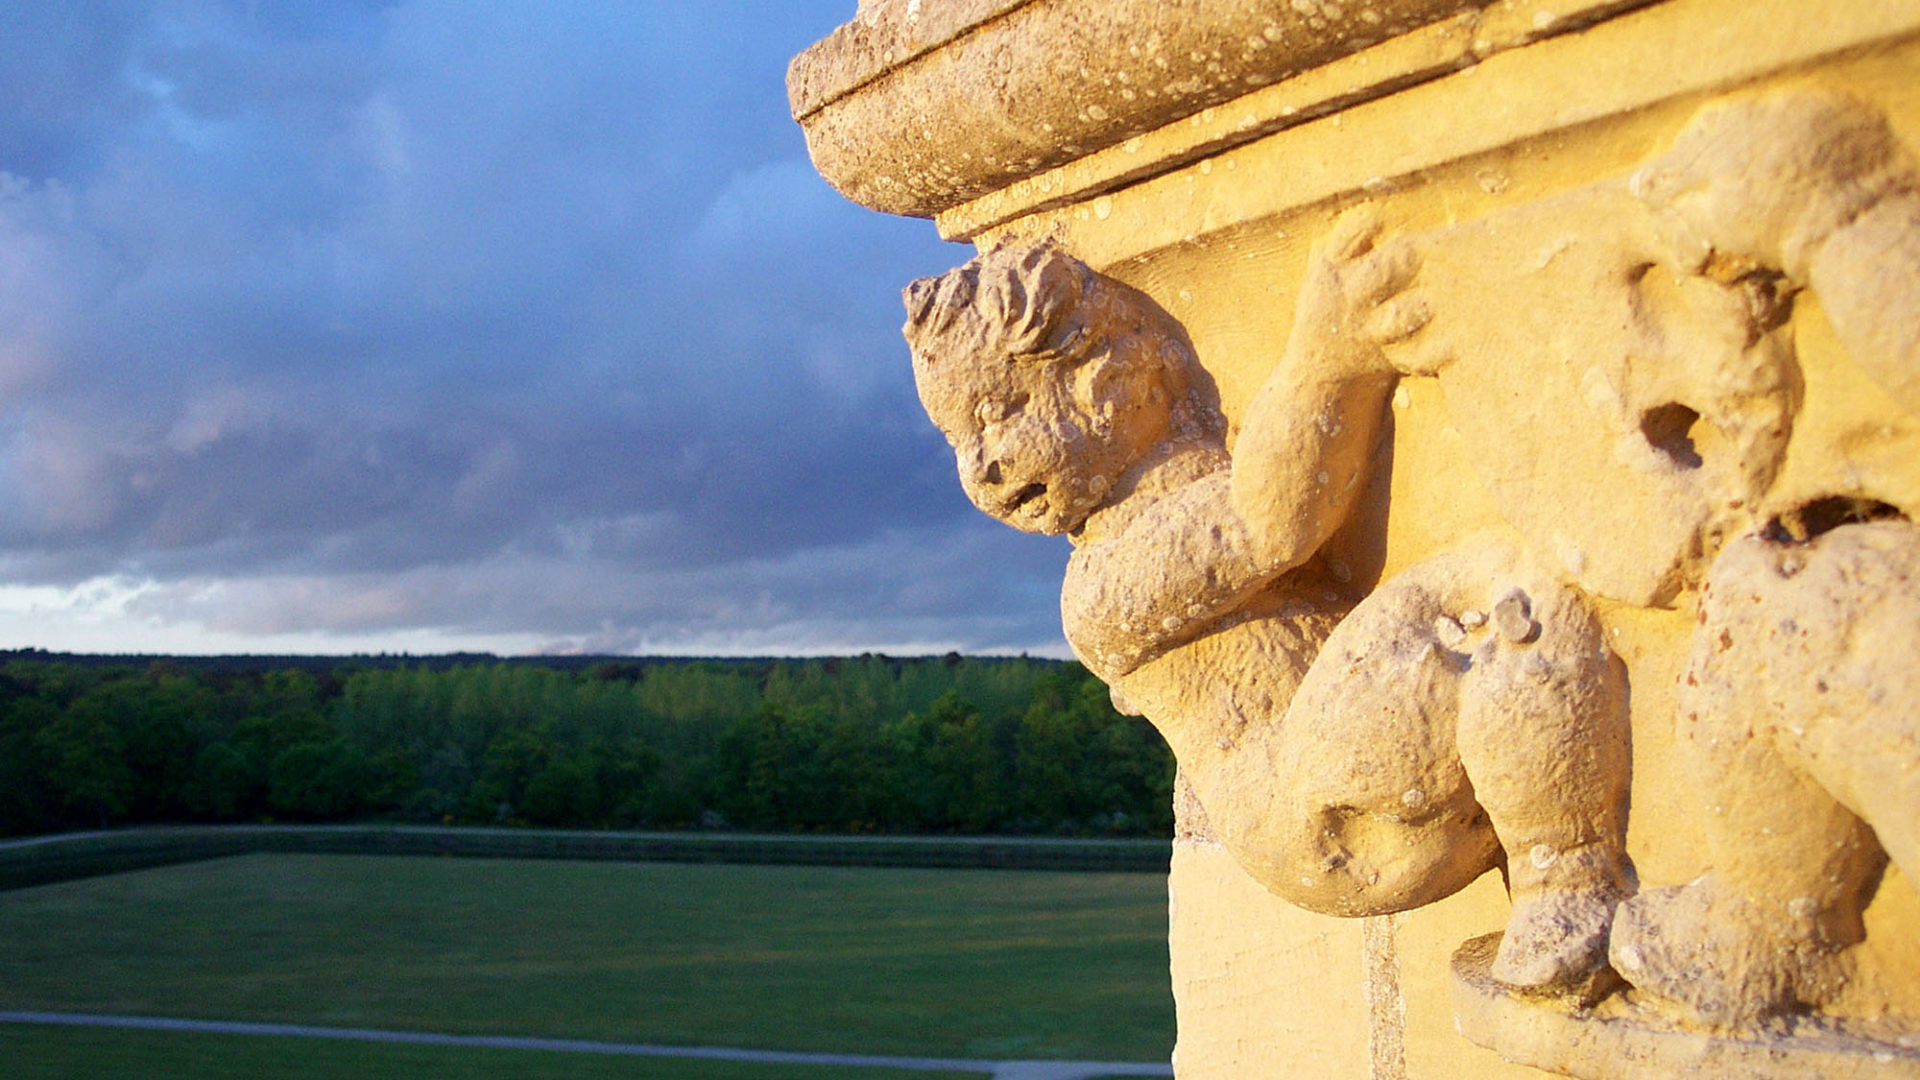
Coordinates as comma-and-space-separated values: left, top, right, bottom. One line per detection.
0, 652, 1173, 838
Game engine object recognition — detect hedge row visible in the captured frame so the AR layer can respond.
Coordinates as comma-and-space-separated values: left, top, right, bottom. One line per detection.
0, 824, 1173, 892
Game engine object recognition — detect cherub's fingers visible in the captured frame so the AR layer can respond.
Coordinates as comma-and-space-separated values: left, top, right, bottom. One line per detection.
1322, 206, 1383, 262
1366, 293, 1431, 344
1385, 323, 1453, 377
1344, 238, 1421, 308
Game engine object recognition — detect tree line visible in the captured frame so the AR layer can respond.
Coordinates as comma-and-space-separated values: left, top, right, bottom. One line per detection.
0, 653, 1173, 838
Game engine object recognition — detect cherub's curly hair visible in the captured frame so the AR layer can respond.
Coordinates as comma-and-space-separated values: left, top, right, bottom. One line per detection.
901, 244, 1200, 423
903, 244, 1100, 365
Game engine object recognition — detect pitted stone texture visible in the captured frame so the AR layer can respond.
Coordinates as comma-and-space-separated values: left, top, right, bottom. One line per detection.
1607, 516, 1920, 1030
790, 0, 1487, 217
790, 0, 1037, 122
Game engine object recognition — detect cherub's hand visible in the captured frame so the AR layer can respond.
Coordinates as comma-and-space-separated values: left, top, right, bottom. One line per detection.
1289, 208, 1431, 378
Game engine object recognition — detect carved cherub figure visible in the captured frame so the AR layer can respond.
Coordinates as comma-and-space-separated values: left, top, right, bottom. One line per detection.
904, 244, 1632, 998
1608, 511, 1920, 1028
1596, 89, 1920, 1028
1225, 85, 1920, 1030
1628, 88, 1920, 420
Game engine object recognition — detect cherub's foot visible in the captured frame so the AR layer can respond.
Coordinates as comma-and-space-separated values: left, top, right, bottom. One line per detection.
1492, 885, 1623, 1002
1608, 876, 1847, 1029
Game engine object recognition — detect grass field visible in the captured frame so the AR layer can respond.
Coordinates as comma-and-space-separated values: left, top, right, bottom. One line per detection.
0, 853, 1173, 1072
0, 1025, 981, 1080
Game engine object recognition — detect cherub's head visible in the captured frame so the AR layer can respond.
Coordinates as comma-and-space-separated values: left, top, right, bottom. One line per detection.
903, 245, 1201, 535
1631, 88, 1917, 278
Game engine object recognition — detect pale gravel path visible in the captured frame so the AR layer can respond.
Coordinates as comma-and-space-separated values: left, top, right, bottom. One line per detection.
0, 1010, 1173, 1080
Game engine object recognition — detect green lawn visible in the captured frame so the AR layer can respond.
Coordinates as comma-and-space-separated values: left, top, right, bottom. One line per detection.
0, 1024, 985, 1080
0, 854, 1173, 1064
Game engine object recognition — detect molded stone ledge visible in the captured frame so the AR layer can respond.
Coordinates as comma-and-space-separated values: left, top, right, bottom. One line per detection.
966, 0, 1920, 264
788, 0, 1037, 122
1452, 936, 1920, 1080
789, 0, 1495, 218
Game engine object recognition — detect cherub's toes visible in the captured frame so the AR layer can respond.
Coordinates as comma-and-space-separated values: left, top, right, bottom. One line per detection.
1608, 880, 1840, 1028
1609, 885, 1758, 1026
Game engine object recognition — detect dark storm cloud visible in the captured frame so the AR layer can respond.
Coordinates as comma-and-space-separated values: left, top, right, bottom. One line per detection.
0, 1, 1073, 654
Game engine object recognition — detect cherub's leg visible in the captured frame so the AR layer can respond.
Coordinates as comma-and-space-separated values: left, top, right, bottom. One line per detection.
1451, 563, 1633, 999
1773, 520, 1920, 899
1260, 560, 1507, 918
1828, 734, 1920, 903
1267, 541, 1634, 994
1607, 759, 1875, 1028
1112, 592, 1499, 917
1127, 542, 1629, 942
1611, 517, 1916, 1026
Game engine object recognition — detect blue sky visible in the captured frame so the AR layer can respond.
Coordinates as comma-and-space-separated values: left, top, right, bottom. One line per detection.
0, 1, 1072, 656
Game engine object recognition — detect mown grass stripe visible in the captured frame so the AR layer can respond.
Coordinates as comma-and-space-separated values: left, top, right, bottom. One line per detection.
0, 854, 1174, 1061
0, 1012, 1173, 1080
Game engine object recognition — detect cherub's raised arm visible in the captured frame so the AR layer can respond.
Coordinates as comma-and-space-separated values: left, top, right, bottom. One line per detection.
1230, 211, 1427, 573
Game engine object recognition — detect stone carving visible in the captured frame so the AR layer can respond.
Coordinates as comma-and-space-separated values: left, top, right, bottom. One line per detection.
1601, 88, 1920, 1032
1609, 511, 1920, 1030
1260, 86, 1920, 1045
904, 243, 1633, 999
1280, 85, 1917, 1064
1406, 86, 1920, 1072
1628, 89, 1920, 422
1233, 182, 1802, 614
905, 84, 1920, 1066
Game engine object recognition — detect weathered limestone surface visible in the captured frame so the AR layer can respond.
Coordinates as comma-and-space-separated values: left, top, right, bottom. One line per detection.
793, 0, 1502, 216
793, 2, 1920, 1077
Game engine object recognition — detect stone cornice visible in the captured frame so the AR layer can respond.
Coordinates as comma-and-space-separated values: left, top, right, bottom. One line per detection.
965, 0, 1920, 260
789, 0, 1491, 218
788, 0, 1040, 123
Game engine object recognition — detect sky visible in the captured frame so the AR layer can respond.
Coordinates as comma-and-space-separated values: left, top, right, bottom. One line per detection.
0, 1, 1073, 657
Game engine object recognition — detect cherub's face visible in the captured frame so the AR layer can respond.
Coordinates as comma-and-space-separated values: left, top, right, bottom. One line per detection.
920, 339, 1169, 536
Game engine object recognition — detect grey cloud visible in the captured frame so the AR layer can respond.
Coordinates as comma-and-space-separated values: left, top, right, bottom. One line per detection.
0, 1, 1069, 654
123, 520, 1071, 656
